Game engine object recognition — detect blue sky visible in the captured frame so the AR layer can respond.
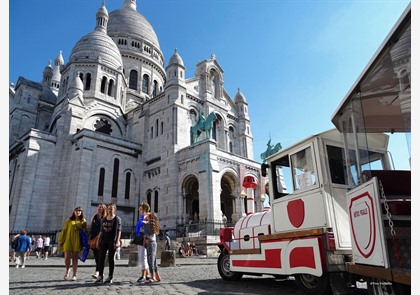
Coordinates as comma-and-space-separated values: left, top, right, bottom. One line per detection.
8, 0, 412, 170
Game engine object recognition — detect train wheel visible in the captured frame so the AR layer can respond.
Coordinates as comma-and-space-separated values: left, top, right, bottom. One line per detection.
294, 273, 332, 295
217, 252, 243, 281
367, 279, 410, 295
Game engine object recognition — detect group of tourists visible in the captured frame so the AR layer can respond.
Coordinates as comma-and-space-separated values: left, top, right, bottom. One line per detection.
10, 202, 162, 285
10, 232, 51, 267
54, 202, 160, 285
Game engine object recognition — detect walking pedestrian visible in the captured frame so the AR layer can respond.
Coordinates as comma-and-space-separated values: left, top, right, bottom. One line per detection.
143, 211, 161, 283
9, 234, 19, 262
35, 235, 44, 258
94, 203, 122, 284
14, 230, 32, 268
88, 203, 107, 279
42, 235, 51, 260
58, 206, 87, 281
26, 234, 35, 260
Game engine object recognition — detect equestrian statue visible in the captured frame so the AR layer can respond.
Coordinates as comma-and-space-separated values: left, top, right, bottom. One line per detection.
191, 111, 217, 144
260, 139, 282, 163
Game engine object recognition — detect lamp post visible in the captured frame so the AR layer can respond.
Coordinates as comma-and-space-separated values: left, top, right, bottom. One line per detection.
242, 175, 257, 215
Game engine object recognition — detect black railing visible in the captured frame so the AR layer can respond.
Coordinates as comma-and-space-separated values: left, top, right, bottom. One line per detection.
172, 220, 235, 238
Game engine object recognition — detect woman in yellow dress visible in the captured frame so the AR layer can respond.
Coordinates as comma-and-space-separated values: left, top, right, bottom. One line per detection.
58, 206, 87, 281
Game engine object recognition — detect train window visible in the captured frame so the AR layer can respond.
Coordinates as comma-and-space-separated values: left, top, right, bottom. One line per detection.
326, 145, 346, 185
291, 146, 317, 190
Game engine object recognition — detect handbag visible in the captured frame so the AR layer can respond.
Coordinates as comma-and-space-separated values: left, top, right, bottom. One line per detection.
131, 232, 144, 245
89, 235, 100, 249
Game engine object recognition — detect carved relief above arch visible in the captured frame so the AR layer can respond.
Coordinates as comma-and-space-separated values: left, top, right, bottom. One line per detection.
84, 114, 123, 138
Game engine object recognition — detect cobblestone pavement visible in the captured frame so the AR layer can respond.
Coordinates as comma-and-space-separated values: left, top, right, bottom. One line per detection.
9, 256, 305, 295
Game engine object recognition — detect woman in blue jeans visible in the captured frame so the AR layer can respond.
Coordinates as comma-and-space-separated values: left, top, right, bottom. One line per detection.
143, 211, 161, 283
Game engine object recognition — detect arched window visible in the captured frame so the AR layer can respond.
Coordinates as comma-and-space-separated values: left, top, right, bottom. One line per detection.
229, 142, 233, 153
152, 80, 158, 96
94, 118, 112, 135
142, 74, 149, 94
108, 79, 114, 96
212, 121, 217, 140
85, 73, 91, 90
154, 190, 159, 213
100, 76, 107, 93
129, 70, 138, 90
147, 191, 152, 207
98, 168, 105, 196
125, 172, 131, 199
112, 158, 119, 198
79, 72, 84, 82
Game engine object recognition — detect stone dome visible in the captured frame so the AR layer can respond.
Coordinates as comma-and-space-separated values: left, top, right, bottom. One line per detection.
234, 88, 247, 103
69, 30, 123, 70
168, 49, 184, 67
108, 2, 160, 48
69, 3, 123, 71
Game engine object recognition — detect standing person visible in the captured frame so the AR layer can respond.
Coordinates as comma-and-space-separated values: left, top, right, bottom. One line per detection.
94, 203, 122, 284
88, 203, 107, 279
58, 206, 87, 281
143, 211, 161, 283
135, 202, 150, 283
10, 234, 19, 262
15, 230, 32, 268
164, 231, 171, 250
42, 235, 51, 260
35, 235, 44, 258
26, 234, 35, 260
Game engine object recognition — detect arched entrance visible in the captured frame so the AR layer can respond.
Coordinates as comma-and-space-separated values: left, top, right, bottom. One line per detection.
220, 172, 238, 223
182, 175, 199, 222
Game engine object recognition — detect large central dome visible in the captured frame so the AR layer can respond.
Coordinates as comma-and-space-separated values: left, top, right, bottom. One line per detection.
108, 1, 160, 48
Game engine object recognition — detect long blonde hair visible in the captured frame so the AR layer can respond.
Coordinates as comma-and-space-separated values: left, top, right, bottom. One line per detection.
149, 212, 160, 235
97, 203, 107, 218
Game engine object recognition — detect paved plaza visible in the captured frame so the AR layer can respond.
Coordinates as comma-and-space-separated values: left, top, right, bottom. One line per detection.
9, 256, 305, 295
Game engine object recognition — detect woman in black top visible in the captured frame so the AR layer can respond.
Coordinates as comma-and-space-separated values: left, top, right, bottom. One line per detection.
88, 203, 107, 279
94, 203, 121, 284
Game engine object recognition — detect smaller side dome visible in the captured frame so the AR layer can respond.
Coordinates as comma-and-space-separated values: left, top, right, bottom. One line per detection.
43, 60, 53, 75
68, 72, 84, 96
42, 60, 53, 86
168, 49, 184, 67
234, 88, 246, 103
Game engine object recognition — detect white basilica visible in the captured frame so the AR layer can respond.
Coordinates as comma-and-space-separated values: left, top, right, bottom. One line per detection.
9, 0, 264, 234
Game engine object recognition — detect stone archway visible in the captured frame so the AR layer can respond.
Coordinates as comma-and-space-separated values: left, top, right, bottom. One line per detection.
182, 175, 199, 223
220, 172, 238, 223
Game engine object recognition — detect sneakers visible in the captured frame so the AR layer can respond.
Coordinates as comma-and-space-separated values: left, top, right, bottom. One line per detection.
64, 270, 70, 280
94, 276, 103, 284
104, 277, 113, 284
21, 265, 25, 268
92, 272, 99, 279
137, 276, 146, 283
15, 265, 19, 268
72, 276, 77, 281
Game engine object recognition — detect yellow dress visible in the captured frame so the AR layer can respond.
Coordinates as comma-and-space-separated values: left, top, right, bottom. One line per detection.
58, 218, 87, 252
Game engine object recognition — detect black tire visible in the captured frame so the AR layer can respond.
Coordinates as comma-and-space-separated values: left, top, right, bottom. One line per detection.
367, 278, 410, 295
217, 252, 243, 281
295, 273, 332, 295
